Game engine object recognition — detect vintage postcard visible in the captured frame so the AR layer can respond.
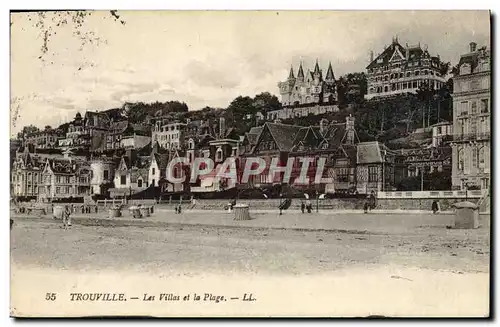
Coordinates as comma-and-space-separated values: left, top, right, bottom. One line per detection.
10, 10, 491, 317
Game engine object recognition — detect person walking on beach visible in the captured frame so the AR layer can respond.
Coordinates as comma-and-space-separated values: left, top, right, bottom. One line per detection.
301, 201, 305, 214
62, 205, 72, 230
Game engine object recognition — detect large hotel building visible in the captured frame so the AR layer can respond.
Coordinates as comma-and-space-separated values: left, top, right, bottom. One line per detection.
450, 42, 491, 190
365, 37, 447, 100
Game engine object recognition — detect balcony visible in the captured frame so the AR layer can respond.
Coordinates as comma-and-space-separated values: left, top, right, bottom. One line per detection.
453, 132, 490, 142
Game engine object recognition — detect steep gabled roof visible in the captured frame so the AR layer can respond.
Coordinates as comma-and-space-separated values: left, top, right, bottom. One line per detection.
291, 126, 325, 152
153, 152, 170, 171
366, 40, 431, 70
264, 122, 303, 151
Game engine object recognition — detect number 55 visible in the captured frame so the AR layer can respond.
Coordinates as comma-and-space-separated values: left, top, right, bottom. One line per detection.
45, 293, 56, 301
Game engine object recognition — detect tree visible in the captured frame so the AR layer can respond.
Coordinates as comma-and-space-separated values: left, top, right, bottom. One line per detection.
450, 63, 460, 77
253, 92, 281, 115
17, 124, 40, 139
336, 72, 368, 107
226, 96, 257, 134
416, 82, 435, 128
439, 62, 451, 77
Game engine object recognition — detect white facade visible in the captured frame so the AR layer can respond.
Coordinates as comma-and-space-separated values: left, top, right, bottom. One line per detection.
152, 122, 186, 150
90, 159, 115, 195
431, 122, 453, 147
451, 42, 491, 190
120, 134, 151, 149
148, 158, 160, 188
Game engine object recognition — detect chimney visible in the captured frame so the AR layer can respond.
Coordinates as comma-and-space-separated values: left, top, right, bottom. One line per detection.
370, 51, 374, 62
405, 46, 409, 60
320, 119, 328, 135
469, 42, 477, 53
346, 114, 355, 130
219, 117, 225, 139
344, 115, 356, 145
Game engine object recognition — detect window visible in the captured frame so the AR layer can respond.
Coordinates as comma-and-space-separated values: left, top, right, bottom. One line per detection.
151, 179, 155, 187
415, 71, 420, 76
138, 179, 143, 188
480, 99, 489, 113
103, 170, 109, 180
412, 81, 417, 88
215, 147, 223, 162
368, 166, 378, 182
336, 168, 349, 183
471, 101, 477, 114
457, 149, 464, 171
406, 72, 411, 77
472, 148, 478, 168
460, 101, 469, 116
120, 175, 126, 185
56, 187, 61, 194
479, 147, 485, 168
152, 167, 155, 175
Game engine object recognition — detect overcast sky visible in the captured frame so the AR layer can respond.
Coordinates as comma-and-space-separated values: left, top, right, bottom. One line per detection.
10, 10, 490, 135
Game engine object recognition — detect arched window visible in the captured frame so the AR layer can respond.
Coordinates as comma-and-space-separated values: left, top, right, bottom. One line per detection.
215, 147, 223, 163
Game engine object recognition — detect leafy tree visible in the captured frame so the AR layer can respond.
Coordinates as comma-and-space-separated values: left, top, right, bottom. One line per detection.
253, 92, 281, 114
17, 124, 40, 139
439, 62, 451, 77
226, 96, 257, 134
450, 63, 460, 77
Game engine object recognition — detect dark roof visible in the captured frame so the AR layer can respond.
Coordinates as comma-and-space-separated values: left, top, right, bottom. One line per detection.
291, 126, 324, 151
357, 141, 383, 164
110, 120, 129, 132
458, 47, 489, 74
320, 123, 347, 150
153, 153, 170, 170
245, 132, 259, 146
343, 145, 358, 162
265, 123, 303, 151
366, 41, 437, 70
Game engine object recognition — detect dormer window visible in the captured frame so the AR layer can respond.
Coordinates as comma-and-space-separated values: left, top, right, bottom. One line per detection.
460, 63, 471, 75
188, 139, 195, 150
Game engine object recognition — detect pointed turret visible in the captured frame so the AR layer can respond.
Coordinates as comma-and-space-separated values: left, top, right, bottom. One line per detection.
325, 62, 335, 81
314, 59, 321, 75
288, 65, 295, 80
297, 62, 305, 81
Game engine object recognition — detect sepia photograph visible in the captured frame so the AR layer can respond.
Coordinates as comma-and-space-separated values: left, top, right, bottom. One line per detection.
9, 9, 491, 318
